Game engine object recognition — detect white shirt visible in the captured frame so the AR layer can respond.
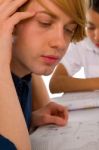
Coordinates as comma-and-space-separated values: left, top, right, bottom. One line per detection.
61, 37, 99, 78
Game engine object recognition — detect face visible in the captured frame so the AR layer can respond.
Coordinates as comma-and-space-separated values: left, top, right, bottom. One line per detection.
86, 9, 99, 48
12, 0, 77, 77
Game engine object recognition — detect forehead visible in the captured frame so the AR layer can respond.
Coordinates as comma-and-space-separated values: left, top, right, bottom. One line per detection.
86, 9, 99, 25
26, 0, 75, 24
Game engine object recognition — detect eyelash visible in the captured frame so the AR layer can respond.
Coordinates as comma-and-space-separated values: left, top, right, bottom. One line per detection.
38, 20, 75, 36
86, 26, 95, 30
38, 21, 52, 27
64, 28, 75, 35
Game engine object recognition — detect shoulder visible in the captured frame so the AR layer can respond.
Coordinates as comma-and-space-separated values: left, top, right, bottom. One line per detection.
67, 38, 87, 52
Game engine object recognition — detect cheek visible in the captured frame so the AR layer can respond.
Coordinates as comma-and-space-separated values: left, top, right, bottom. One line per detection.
86, 30, 94, 40
21, 27, 44, 46
64, 42, 71, 53
60, 41, 71, 58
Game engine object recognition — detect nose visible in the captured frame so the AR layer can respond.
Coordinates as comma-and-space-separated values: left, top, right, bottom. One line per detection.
94, 29, 99, 42
49, 27, 67, 51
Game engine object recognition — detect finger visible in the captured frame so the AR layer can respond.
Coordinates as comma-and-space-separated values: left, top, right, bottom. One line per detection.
49, 102, 69, 121
2, 0, 29, 18
44, 115, 68, 126
57, 108, 68, 120
48, 102, 68, 116
6, 12, 35, 33
0, 0, 12, 12
0, 0, 8, 5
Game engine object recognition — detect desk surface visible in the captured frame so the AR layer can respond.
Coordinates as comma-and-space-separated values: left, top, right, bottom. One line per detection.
30, 92, 99, 150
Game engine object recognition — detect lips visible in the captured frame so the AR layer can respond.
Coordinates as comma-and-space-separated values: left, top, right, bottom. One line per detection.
95, 43, 99, 47
41, 55, 60, 64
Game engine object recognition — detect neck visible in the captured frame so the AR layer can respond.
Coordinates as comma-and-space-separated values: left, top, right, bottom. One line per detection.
11, 59, 31, 78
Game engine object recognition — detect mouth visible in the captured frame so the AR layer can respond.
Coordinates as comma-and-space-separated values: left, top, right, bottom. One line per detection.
95, 43, 99, 47
41, 55, 60, 64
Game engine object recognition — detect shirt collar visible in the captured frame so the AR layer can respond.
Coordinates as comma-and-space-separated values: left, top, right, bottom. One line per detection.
12, 73, 32, 86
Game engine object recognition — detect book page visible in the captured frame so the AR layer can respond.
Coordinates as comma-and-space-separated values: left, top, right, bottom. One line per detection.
30, 91, 99, 150
52, 91, 99, 110
30, 120, 99, 150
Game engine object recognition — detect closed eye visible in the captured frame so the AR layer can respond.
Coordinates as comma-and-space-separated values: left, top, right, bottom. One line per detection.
86, 26, 96, 30
64, 28, 75, 36
38, 21, 52, 27
86, 22, 96, 31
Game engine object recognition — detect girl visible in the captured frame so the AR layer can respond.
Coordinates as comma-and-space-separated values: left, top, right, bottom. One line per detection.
49, 0, 99, 93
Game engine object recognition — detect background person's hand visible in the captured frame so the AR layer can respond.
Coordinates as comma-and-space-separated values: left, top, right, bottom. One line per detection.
0, 0, 35, 69
31, 102, 68, 127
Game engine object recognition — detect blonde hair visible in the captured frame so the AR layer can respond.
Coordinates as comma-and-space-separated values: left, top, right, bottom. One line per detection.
20, 0, 86, 42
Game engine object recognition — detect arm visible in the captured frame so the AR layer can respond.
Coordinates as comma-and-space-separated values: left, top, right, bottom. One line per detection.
0, 0, 35, 149
0, 69, 31, 150
31, 74, 50, 111
49, 64, 99, 93
30, 75, 68, 130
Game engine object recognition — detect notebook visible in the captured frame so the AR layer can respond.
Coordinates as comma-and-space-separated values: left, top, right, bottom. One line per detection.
52, 91, 99, 111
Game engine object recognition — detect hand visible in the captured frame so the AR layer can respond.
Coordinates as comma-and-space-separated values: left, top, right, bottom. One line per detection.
31, 102, 68, 127
0, 0, 34, 70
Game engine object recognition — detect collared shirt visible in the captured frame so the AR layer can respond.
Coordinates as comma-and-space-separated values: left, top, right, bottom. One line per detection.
61, 37, 99, 78
0, 73, 32, 150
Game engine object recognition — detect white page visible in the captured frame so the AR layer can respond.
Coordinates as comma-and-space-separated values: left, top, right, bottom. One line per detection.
30, 120, 99, 150
52, 91, 99, 110
69, 108, 99, 122
30, 91, 99, 150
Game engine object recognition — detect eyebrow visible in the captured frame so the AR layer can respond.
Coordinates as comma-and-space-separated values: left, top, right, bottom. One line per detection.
65, 22, 77, 27
36, 11, 76, 25
86, 21, 95, 26
36, 10, 58, 19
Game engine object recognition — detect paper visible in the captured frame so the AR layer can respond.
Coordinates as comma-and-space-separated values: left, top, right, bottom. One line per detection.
30, 91, 99, 150
53, 91, 99, 110
30, 120, 99, 150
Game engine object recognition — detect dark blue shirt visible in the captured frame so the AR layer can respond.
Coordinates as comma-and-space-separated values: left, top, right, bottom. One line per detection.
0, 73, 32, 150
0, 135, 17, 150
12, 73, 32, 129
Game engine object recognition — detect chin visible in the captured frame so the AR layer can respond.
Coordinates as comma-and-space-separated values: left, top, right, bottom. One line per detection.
31, 64, 55, 75
43, 69, 53, 76
37, 70, 53, 76
36, 68, 53, 76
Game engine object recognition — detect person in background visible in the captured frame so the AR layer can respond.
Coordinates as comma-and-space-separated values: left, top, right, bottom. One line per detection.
0, 0, 85, 150
49, 0, 99, 94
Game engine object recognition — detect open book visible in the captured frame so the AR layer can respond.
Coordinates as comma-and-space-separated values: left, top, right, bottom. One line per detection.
52, 91, 99, 111
30, 120, 99, 150
30, 91, 99, 150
